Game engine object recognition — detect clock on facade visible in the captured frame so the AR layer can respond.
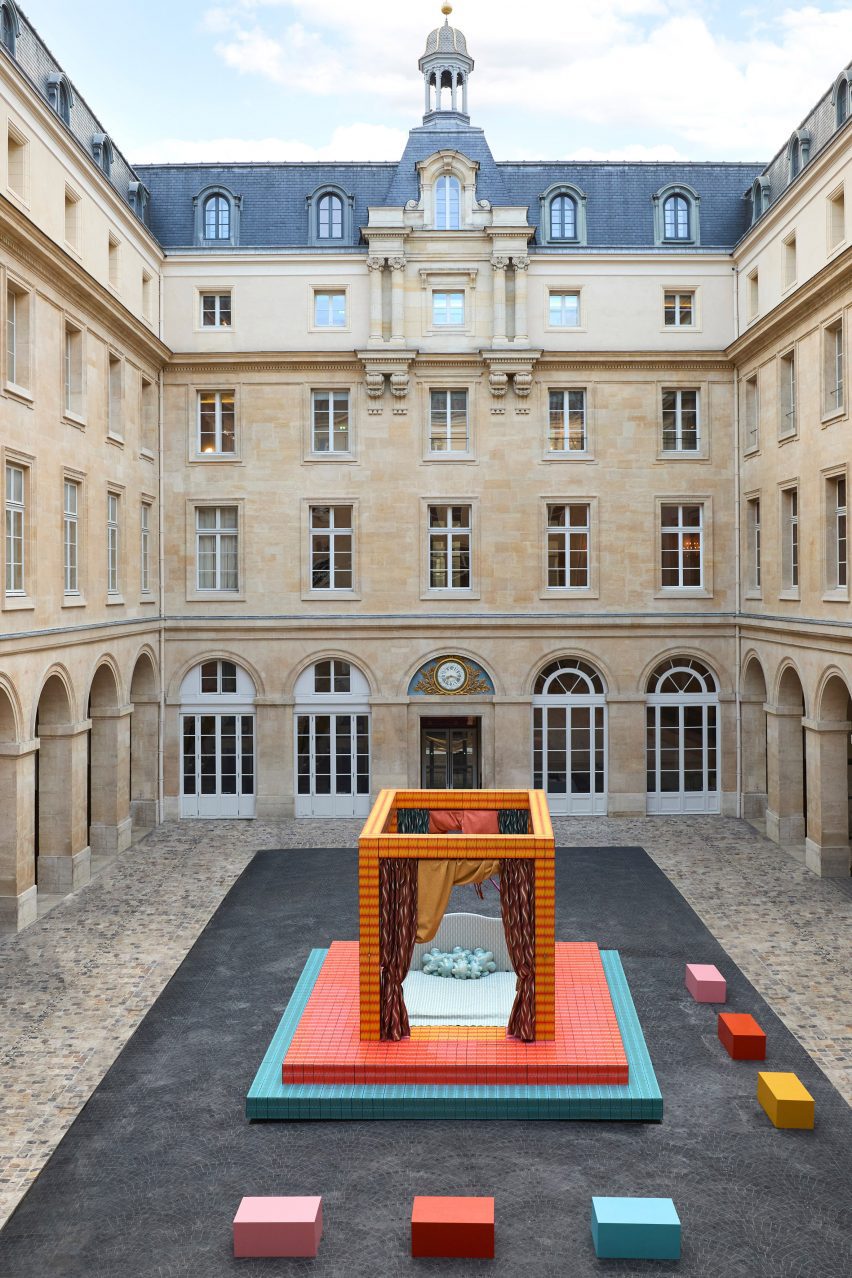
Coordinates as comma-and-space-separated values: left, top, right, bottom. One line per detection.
434, 659, 469, 693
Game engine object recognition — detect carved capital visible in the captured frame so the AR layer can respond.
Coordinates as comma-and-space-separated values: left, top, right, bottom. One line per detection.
388, 256, 406, 272
365, 370, 386, 398
513, 370, 532, 397
513, 256, 530, 272
390, 370, 410, 398
491, 256, 509, 272
488, 369, 509, 397
366, 256, 385, 272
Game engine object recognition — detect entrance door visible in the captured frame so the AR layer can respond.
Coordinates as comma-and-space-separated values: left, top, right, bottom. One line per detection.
181, 712, 255, 818
295, 712, 371, 817
421, 718, 480, 788
533, 703, 607, 815
645, 656, 720, 814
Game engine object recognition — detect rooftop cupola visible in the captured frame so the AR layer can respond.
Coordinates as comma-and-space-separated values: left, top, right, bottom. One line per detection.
419, 4, 474, 126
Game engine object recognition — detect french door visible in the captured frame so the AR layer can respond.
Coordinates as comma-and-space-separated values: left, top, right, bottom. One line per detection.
181, 713, 255, 818
421, 723, 480, 789
295, 713, 370, 817
532, 703, 607, 815
646, 701, 719, 813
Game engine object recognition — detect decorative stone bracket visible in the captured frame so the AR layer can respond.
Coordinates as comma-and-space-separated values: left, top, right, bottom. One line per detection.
480, 350, 541, 414
357, 350, 417, 415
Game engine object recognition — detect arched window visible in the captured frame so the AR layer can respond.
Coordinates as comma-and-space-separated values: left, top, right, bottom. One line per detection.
204, 193, 230, 240
838, 78, 849, 128
751, 177, 769, 224
179, 659, 256, 818
532, 659, 607, 815
550, 194, 577, 241
294, 659, 371, 817
645, 657, 719, 813
318, 192, 343, 239
435, 174, 461, 229
1, 0, 20, 56
47, 73, 74, 126
664, 194, 690, 239
789, 139, 800, 180
93, 134, 113, 178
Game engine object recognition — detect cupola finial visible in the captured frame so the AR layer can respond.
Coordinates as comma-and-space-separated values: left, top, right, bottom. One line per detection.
420, 4, 473, 124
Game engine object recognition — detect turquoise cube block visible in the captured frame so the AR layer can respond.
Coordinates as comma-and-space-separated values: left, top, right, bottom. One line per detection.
591, 1197, 681, 1260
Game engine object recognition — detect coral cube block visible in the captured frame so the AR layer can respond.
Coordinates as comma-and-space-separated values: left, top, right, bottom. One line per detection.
591, 1197, 681, 1260
411, 1196, 495, 1259
685, 962, 726, 1002
233, 1196, 322, 1258
718, 1011, 766, 1059
757, 1072, 815, 1129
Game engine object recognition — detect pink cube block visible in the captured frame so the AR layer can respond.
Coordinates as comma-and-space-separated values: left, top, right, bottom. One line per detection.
233, 1196, 322, 1258
685, 963, 726, 1003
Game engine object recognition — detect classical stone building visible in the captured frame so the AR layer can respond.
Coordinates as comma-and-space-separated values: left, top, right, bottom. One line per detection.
1, 2, 851, 930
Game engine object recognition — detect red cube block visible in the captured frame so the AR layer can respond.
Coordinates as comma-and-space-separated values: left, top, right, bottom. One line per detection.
411, 1196, 495, 1259
718, 1012, 766, 1060
233, 1196, 322, 1258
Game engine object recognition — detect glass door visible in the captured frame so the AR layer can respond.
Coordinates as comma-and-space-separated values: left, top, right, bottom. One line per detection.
420, 720, 480, 788
180, 713, 255, 818
295, 712, 371, 817
646, 702, 719, 813
532, 703, 607, 815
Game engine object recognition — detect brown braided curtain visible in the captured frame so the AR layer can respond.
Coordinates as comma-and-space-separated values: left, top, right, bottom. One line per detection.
501, 859, 536, 1042
379, 858, 418, 1041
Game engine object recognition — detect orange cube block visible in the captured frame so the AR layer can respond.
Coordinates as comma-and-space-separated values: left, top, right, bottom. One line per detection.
718, 1011, 766, 1060
411, 1196, 495, 1259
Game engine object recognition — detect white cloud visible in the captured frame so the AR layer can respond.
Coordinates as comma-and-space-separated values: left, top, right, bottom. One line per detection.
132, 122, 408, 164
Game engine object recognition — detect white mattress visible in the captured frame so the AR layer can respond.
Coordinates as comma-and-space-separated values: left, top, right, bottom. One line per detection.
402, 970, 517, 1026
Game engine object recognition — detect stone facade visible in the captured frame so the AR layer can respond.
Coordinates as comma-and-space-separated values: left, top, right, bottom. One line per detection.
1, 5, 851, 930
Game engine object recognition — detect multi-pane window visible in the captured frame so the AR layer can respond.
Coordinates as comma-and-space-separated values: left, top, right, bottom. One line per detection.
662, 389, 699, 452
432, 291, 465, 326
429, 504, 471, 589
203, 194, 230, 239
63, 479, 79, 594
201, 293, 231, 328
781, 487, 799, 590
746, 497, 761, 593
64, 188, 80, 249
550, 194, 576, 240
198, 390, 235, 454
660, 504, 703, 589
744, 375, 759, 451
200, 659, 238, 693
547, 503, 590, 589
6, 286, 16, 384
828, 186, 845, 249
311, 390, 350, 453
548, 389, 586, 452
747, 270, 759, 319
664, 291, 694, 327
6, 124, 26, 199
5, 464, 24, 594
435, 175, 461, 230
779, 351, 796, 437
429, 389, 468, 452
107, 354, 122, 437
141, 502, 151, 594
309, 505, 353, 590
64, 323, 83, 416
548, 291, 581, 327
663, 194, 690, 239
782, 234, 797, 289
314, 291, 346, 328
824, 319, 844, 414
318, 193, 343, 239
827, 475, 847, 590
107, 492, 120, 595
4, 283, 33, 397
196, 506, 238, 591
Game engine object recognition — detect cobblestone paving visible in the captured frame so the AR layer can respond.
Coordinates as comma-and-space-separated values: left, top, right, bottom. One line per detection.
0, 815, 849, 1229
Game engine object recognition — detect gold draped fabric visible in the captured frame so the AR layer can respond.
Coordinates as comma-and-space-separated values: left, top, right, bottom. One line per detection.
415, 859, 501, 943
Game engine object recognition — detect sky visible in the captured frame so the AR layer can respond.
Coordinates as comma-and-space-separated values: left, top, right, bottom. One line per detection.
22, 0, 852, 166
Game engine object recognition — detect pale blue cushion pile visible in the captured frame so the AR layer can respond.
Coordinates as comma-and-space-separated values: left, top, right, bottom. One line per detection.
421, 946, 498, 979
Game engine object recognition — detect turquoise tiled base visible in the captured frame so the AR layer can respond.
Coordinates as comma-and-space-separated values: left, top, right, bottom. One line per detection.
591, 1196, 681, 1260
246, 949, 662, 1121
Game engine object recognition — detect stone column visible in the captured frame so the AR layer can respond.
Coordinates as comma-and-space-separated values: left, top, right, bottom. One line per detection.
494, 700, 531, 787
390, 256, 406, 345
130, 694, 159, 829
256, 701, 292, 819
89, 703, 132, 857
371, 702, 408, 791
0, 738, 38, 932
605, 696, 647, 817
741, 694, 767, 819
37, 719, 91, 893
367, 256, 384, 345
804, 717, 852, 876
513, 256, 529, 345
764, 703, 805, 846
491, 256, 508, 347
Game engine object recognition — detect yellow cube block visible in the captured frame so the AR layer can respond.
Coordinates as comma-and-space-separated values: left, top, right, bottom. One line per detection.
757, 1072, 815, 1129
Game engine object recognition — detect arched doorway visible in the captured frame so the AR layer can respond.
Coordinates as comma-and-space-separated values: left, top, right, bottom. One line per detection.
35, 672, 89, 891
646, 657, 720, 813
741, 657, 768, 820
294, 659, 371, 817
88, 662, 131, 855
532, 659, 607, 815
766, 665, 806, 846
807, 674, 852, 875
130, 652, 159, 831
180, 659, 256, 818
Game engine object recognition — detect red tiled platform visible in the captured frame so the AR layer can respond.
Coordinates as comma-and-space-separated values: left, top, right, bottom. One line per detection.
282, 941, 628, 1086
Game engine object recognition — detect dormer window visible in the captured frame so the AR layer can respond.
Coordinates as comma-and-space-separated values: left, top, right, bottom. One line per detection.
787, 130, 810, 183
194, 186, 241, 246
550, 194, 576, 240
128, 180, 149, 224
47, 72, 74, 126
653, 184, 700, 246
205, 194, 230, 239
318, 193, 343, 239
1, 0, 20, 57
539, 183, 587, 247
835, 71, 851, 128
751, 176, 770, 224
92, 133, 113, 178
435, 174, 461, 229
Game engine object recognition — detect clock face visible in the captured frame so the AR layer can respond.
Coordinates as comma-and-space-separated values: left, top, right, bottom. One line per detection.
435, 659, 468, 693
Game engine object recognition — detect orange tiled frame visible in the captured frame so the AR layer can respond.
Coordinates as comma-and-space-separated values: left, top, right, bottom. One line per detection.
358, 789, 555, 1042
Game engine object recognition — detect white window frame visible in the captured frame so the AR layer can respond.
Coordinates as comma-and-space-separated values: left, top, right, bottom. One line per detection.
200, 292, 232, 329
547, 389, 587, 453
197, 390, 236, 456
746, 495, 761, 596
661, 388, 700, 453
743, 374, 759, 452
825, 472, 847, 595
660, 503, 704, 590
63, 321, 84, 421
779, 351, 796, 439
309, 503, 354, 592
663, 193, 690, 240
141, 501, 152, 595
5, 462, 25, 595
428, 503, 472, 591
547, 290, 581, 329
64, 478, 79, 595
107, 352, 123, 440
546, 502, 590, 590
107, 491, 120, 596
781, 485, 799, 593
311, 390, 351, 455
435, 175, 461, 230
431, 290, 465, 327
663, 290, 695, 328
823, 318, 844, 418
196, 505, 239, 592
429, 388, 469, 454
313, 289, 347, 329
